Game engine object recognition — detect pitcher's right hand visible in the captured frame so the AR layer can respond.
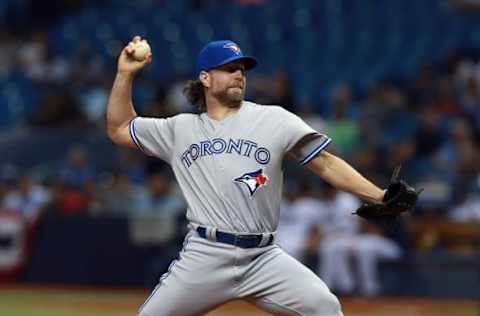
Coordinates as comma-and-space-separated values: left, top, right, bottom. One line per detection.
117, 36, 152, 75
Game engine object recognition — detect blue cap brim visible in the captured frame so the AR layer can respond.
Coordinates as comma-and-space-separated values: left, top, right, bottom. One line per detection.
206, 55, 258, 72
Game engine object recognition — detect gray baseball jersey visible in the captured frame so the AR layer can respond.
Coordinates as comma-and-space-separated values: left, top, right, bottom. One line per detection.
132, 101, 343, 316
129, 101, 331, 233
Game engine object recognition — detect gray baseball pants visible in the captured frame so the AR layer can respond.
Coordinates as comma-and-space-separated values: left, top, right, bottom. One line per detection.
137, 228, 343, 316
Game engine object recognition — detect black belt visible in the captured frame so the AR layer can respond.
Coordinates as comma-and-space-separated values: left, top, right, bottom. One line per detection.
196, 226, 274, 248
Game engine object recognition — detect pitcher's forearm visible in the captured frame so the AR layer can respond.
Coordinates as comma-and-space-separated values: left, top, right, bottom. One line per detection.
106, 36, 152, 147
107, 72, 137, 141
307, 151, 385, 203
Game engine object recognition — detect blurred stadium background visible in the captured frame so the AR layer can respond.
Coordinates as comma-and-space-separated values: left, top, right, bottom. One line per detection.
1, 0, 480, 315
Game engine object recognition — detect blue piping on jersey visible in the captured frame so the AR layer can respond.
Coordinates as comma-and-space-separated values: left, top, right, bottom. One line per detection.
129, 117, 147, 153
299, 137, 332, 165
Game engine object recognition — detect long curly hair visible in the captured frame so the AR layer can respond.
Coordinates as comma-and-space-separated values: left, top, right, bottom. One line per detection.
183, 79, 206, 112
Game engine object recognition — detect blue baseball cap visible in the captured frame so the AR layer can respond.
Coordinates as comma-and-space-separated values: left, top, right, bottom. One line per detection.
195, 40, 258, 77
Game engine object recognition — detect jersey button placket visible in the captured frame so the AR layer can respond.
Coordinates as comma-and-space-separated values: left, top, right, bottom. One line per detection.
213, 136, 226, 193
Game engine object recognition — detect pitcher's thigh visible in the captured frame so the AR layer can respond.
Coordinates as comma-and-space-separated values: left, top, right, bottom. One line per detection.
246, 248, 343, 316
138, 278, 230, 316
138, 236, 234, 316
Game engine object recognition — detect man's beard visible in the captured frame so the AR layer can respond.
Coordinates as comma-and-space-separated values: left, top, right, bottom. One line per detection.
214, 86, 244, 108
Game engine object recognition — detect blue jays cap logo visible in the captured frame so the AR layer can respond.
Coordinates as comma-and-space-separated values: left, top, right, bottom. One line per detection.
234, 169, 268, 197
223, 42, 241, 55
195, 40, 258, 77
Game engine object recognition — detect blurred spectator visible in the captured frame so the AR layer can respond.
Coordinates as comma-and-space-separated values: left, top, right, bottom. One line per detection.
134, 173, 185, 216
99, 172, 139, 216
432, 77, 460, 115
414, 175, 454, 216
59, 145, 94, 188
17, 29, 69, 85
143, 86, 177, 118
277, 181, 326, 261
297, 101, 327, 134
357, 84, 388, 148
324, 83, 360, 155
76, 77, 110, 128
385, 139, 424, 183
18, 31, 48, 82
114, 148, 147, 185
414, 104, 447, 158
349, 146, 386, 186
317, 186, 402, 296
1, 176, 50, 223
70, 39, 107, 85
49, 180, 94, 217
250, 70, 295, 111
30, 48, 70, 86
432, 118, 477, 183
46, 145, 96, 216
328, 82, 359, 119
409, 64, 435, 104
457, 73, 480, 111
449, 190, 480, 222
457, 75, 480, 138
360, 83, 416, 148
166, 78, 196, 114
69, 39, 110, 128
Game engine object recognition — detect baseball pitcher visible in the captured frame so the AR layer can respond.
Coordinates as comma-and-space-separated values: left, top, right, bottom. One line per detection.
107, 37, 419, 316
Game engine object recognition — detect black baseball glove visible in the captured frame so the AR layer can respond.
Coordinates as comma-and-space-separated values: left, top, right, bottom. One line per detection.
353, 166, 422, 221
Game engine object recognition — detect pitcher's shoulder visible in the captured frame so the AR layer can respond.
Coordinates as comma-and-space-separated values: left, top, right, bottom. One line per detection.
243, 101, 286, 115
171, 112, 201, 123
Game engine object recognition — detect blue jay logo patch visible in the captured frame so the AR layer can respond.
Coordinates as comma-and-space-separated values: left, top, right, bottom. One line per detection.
223, 43, 241, 55
234, 169, 268, 197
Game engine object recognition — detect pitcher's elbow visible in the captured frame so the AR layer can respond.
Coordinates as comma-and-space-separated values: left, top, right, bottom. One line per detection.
107, 125, 122, 144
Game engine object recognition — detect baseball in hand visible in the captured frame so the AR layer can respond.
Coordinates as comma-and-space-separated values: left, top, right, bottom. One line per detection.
133, 40, 151, 61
